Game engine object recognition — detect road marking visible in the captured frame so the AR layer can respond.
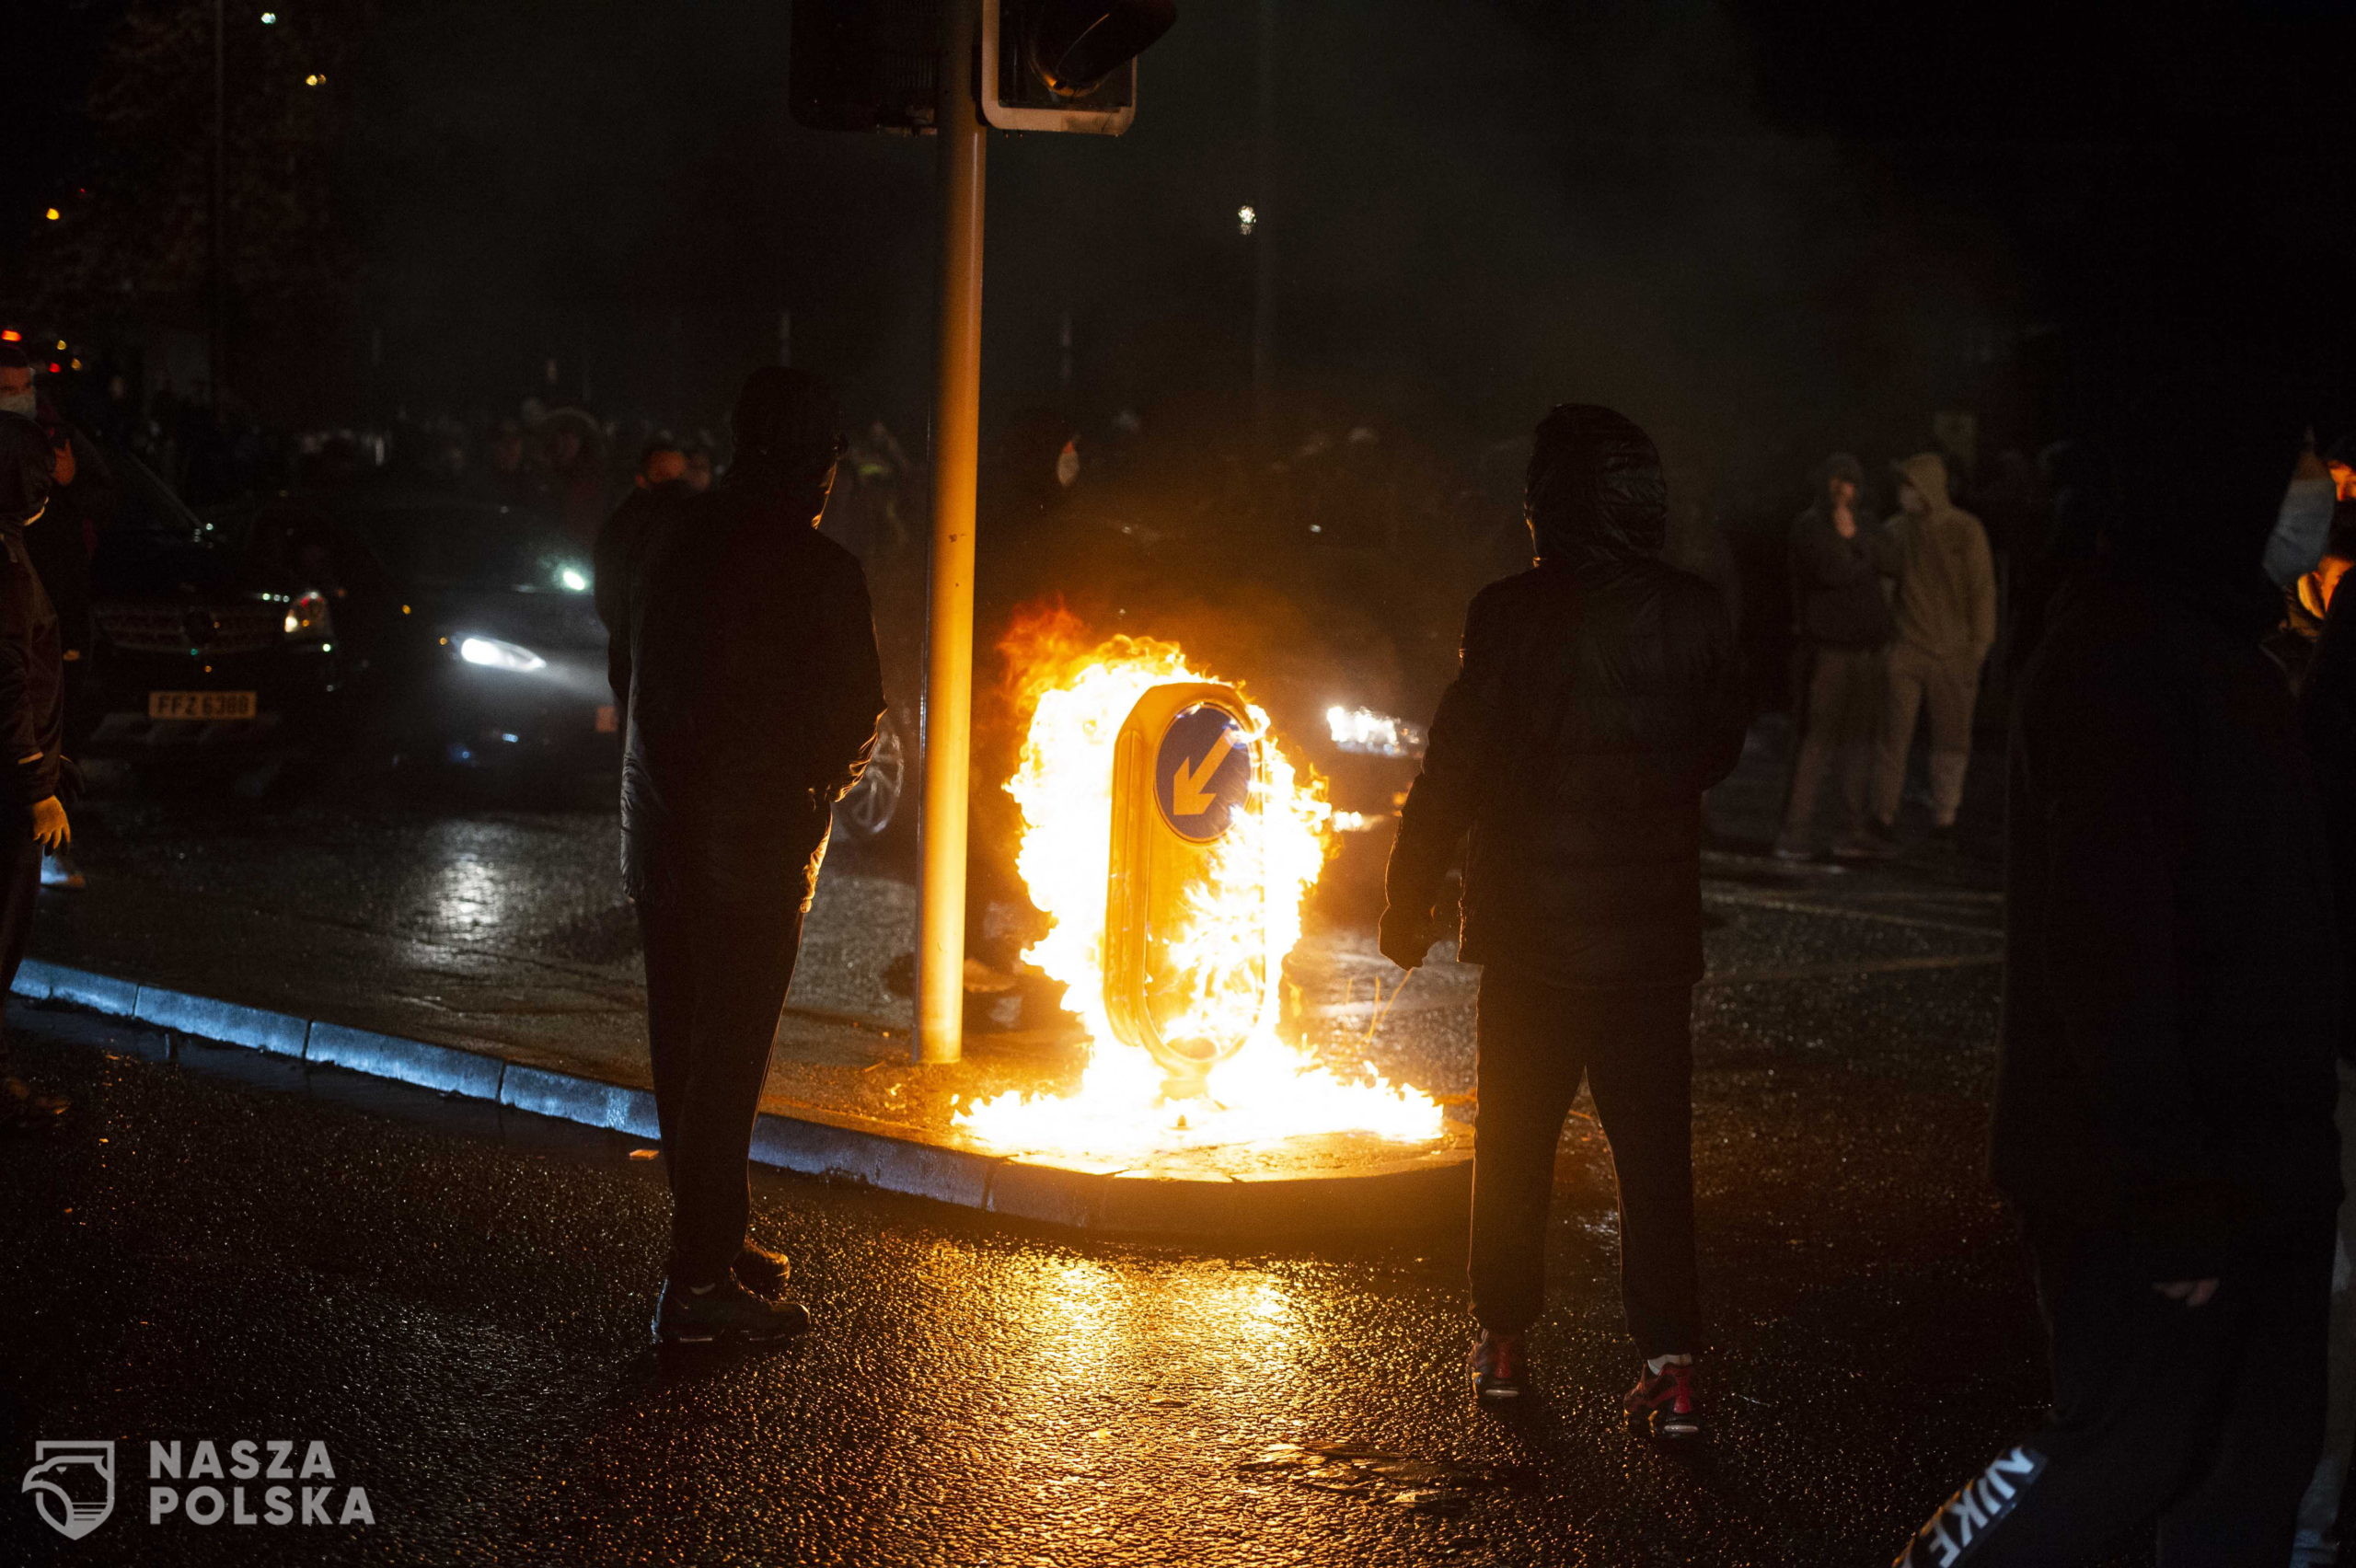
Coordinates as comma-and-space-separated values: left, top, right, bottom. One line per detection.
1704, 886, 2001, 938
1701, 951, 2003, 987
1307, 950, 2003, 1019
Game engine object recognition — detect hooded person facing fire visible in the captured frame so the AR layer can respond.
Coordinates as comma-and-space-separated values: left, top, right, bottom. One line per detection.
612, 367, 885, 1346
1380, 404, 1746, 1425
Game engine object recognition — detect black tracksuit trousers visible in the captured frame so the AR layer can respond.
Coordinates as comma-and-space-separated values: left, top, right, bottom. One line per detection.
1898, 1218, 2333, 1566
635, 812, 830, 1288
1469, 970, 1700, 1356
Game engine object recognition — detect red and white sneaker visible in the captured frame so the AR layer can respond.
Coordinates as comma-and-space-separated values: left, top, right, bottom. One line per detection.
1623, 1359, 1703, 1440
1469, 1330, 1528, 1401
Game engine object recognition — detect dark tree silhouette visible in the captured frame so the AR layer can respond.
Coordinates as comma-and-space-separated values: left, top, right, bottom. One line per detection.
28, 0, 376, 411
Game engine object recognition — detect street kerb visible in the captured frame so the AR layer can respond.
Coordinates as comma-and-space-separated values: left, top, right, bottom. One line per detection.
9, 960, 1470, 1246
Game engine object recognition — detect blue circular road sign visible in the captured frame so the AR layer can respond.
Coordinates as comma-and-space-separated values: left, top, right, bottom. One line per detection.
1155, 703, 1253, 843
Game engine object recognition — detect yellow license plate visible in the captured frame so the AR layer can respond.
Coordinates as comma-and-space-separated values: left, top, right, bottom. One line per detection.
148, 690, 258, 721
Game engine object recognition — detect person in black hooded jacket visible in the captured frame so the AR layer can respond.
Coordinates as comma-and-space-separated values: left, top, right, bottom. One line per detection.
0, 412, 70, 1131
611, 367, 885, 1347
1895, 398, 2341, 1564
1381, 403, 1745, 1427
2292, 503, 2356, 1568
1776, 451, 1899, 860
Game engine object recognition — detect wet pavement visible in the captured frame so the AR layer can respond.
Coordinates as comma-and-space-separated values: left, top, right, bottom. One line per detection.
0, 727, 2145, 1565
17, 731, 2007, 1158
2, 957, 2062, 1568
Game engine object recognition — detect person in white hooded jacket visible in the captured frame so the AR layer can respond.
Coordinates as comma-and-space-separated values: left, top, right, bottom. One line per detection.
1869, 451, 1997, 841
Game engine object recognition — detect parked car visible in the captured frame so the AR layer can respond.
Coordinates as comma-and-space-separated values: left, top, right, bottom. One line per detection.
84, 448, 344, 758
87, 473, 613, 776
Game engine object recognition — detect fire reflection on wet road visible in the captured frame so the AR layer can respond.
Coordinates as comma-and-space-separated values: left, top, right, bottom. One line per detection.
3, 894, 2046, 1568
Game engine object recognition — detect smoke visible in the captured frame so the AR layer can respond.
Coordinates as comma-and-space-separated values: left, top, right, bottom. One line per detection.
982, 0, 2017, 497
354, 0, 939, 426
328, 0, 2348, 483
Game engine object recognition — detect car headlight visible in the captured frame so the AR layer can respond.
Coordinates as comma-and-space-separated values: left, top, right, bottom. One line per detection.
282, 590, 332, 643
456, 636, 546, 674
1325, 705, 1426, 758
558, 565, 589, 593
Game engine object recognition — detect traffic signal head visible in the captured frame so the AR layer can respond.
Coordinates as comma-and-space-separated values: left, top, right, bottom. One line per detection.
983, 0, 1177, 135
1028, 0, 1175, 98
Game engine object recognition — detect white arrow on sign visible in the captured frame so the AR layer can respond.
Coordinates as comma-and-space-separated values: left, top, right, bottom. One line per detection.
1170, 729, 1239, 816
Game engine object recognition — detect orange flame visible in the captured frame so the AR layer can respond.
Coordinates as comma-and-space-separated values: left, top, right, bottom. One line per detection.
955, 607, 1443, 1160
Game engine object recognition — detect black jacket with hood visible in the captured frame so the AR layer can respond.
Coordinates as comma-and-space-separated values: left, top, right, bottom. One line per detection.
594, 477, 691, 709
1994, 414, 2341, 1276
1384, 405, 1747, 989
22, 390, 110, 660
614, 412, 884, 907
0, 415, 64, 813
2304, 582, 2356, 1068
1788, 455, 1899, 650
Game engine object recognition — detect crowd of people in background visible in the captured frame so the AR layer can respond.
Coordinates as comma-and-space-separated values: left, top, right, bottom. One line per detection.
1775, 448, 1999, 859
16, 335, 2102, 790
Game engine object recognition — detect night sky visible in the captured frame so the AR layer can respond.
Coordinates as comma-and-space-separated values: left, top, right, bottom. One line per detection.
6, 2, 2350, 478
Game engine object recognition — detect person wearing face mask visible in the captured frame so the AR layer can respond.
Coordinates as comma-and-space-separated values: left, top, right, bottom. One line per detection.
2264, 437, 2345, 694
0, 413, 72, 1133
1894, 398, 2341, 1564
2289, 435, 2356, 1567
2269, 441, 2342, 596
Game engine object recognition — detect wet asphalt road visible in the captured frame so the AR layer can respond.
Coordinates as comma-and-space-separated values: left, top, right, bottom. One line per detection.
0, 866, 2121, 1563
3, 999, 2054, 1568
0, 740, 2141, 1567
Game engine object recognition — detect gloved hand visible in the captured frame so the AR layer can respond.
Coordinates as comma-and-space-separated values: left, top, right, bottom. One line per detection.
1378, 905, 1432, 972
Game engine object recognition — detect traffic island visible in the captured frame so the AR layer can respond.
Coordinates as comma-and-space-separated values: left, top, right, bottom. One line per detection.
9, 956, 1471, 1245
753, 1103, 1472, 1241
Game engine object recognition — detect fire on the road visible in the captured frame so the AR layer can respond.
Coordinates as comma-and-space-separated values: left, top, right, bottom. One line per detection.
954, 611, 1443, 1160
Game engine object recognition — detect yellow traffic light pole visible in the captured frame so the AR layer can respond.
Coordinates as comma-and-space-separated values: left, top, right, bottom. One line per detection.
917, 1, 988, 1066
